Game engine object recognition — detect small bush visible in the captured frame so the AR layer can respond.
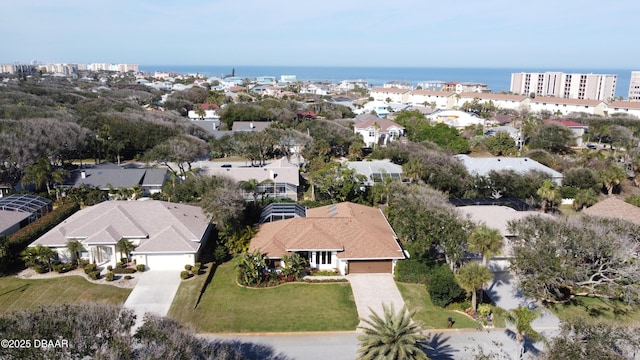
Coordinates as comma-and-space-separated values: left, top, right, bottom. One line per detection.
34, 265, 47, 274
54, 263, 73, 273
107, 265, 113, 271
427, 264, 464, 308
88, 271, 101, 280
395, 258, 433, 283
192, 263, 201, 275
79, 259, 90, 268
121, 257, 128, 264
116, 262, 124, 269
184, 264, 192, 271
84, 263, 97, 274
136, 264, 145, 272
180, 270, 190, 280
105, 272, 115, 281
112, 267, 136, 274
124, 275, 133, 280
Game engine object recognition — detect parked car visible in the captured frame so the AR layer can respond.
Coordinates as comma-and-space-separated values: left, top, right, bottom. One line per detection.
586, 143, 597, 149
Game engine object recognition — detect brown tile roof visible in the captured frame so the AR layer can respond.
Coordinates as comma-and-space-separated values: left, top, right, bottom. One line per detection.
370, 87, 411, 94
609, 101, 640, 110
532, 96, 603, 106
249, 202, 405, 260
410, 90, 455, 97
459, 92, 529, 101
353, 117, 404, 132
583, 197, 640, 225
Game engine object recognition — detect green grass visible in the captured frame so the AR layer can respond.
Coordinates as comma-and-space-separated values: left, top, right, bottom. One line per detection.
547, 296, 640, 325
0, 276, 131, 313
168, 261, 359, 333
397, 282, 482, 330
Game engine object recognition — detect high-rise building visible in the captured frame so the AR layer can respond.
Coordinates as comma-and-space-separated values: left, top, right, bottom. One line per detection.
511, 72, 617, 102
628, 71, 640, 102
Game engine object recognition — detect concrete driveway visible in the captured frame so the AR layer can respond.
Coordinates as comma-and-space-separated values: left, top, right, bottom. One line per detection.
487, 272, 560, 333
347, 274, 406, 329
123, 269, 182, 330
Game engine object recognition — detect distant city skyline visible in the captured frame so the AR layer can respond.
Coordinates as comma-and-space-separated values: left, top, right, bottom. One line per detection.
2, 0, 639, 69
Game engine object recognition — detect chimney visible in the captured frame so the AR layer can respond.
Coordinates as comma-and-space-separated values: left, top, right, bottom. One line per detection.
81, 171, 86, 179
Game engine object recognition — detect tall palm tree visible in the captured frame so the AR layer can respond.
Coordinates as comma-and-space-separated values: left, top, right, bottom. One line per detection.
66, 240, 84, 267
536, 180, 560, 213
116, 238, 136, 263
498, 306, 545, 360
467, 225, 503, 266
357, 303, 430, 360
455, 262, 493, 313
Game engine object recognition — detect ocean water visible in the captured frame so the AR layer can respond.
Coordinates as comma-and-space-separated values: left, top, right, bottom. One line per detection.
140, 65, 633, 98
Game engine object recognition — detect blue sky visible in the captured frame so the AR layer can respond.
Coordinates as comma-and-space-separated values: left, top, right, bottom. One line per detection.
1, 0, 638, 68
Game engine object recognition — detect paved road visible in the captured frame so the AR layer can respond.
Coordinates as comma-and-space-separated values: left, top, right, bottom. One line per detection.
206, 328, 556, 360
346, 273, 406, 328
123, 269, 182, 330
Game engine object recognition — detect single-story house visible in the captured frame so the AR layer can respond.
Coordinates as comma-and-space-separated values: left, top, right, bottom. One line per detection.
583, 197, 640, 226
0, 194, 52, 236
29, 200, 213, 270
64, 162, 168, 196
427, 109, 485, 129
454, 154, 564, 186
543, 119, 589, 147
346, 159, 404, 186
200, 157, 300, 201
457, 205, 554, 272
249, 202, 407, 275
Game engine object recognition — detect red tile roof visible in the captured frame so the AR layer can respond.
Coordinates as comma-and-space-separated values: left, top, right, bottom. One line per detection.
543, 119, 588, 128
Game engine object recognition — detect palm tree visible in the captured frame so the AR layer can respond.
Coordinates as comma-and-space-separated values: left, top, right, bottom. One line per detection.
116, 238, 136, 264
498, 306, 545, 360
536, 180, 560, 213
455, 262, 493, 313
357, 303, 430, 360
598, 165, 627, 195
66, 240, 84, 267
467, 225, 503, 266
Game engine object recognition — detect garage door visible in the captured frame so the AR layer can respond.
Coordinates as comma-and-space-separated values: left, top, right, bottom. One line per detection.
348, 260, 392, 274
145, 254, 190, 270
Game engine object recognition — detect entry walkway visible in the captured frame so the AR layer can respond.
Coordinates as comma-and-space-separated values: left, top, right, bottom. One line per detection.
123, 269, 182, 331
346, 274, 406, 329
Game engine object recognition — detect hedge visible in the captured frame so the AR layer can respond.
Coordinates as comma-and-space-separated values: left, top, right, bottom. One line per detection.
0, 201, 80, 274
112, 267, 136, 274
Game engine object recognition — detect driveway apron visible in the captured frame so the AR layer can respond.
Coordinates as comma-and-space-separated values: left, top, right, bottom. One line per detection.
123, 269, 182, 330
347, 274, 406, 329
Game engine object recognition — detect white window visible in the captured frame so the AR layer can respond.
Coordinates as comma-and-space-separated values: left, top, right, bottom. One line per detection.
316, 251, 331, 265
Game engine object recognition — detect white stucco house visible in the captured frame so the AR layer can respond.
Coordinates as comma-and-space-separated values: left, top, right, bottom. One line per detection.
29, 200, 214, 271
428, 110, 485, 129
353, 115, 405, 148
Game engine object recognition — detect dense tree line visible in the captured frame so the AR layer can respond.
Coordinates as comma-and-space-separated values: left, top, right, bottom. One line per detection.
0, 304, 247, 359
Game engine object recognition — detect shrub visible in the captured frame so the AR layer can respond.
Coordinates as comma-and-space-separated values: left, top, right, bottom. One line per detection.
34, 265, 47, 274
54, 263, 73, 273
427, 264, 464, 308
105, 272, 115, 281
84, 263, 97, 274
88, 271, 100, 280
79, 259, 90, 268
1, 201, 80, 274
107, 265, 113, 271
112, 267, 136, 274
184, 264, 192, 271
395, 258, 433, 283
180, 271, 190, 280
192, 263, 201, 275
116, 262, 124, 269
213, 246, 229, 264
124, 275, 133, 280
120, 257, 128, 264
136, 264, 145, 272
559, 186, 579, 199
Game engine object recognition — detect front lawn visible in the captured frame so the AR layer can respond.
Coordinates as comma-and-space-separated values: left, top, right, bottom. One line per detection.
168, 261, 359, 333
397, 282, 482, 330
547, 296, 640, 325
0, 276, 131, 313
